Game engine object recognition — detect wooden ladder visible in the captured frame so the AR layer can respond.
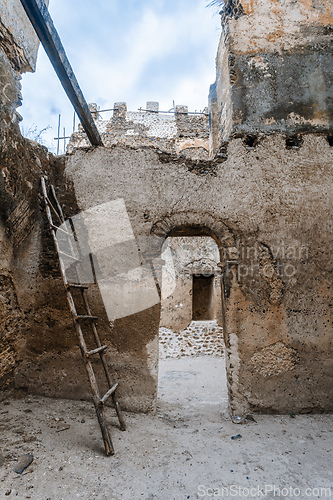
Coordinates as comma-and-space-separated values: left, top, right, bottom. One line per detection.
41, 176, 126, 456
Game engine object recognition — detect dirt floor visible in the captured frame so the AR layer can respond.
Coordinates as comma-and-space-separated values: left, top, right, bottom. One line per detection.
0, 356, 332, 500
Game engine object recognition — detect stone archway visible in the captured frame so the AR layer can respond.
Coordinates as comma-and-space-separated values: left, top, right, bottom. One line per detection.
151, 211, 235, 248
150, 211, 241, 414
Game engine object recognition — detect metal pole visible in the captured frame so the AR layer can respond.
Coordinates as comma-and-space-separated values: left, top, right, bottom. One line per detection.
57, 113, 60, 155
19, 0, 103, 147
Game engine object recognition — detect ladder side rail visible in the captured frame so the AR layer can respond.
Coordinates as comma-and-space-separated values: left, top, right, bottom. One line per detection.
67, 218, 97, 287
42, 180, 102, 393
80, 292, 110, 379
65, 213, 116, 393
45, 194, 63, 225
42, 178, 115, 455
48, 183, 81, 283
82, 291, 126, 431
112, 396, 126, 431
42, 177, 125, 447
50, 184, 65, 223
42, 178, 69, 284
67, 216, 87, 285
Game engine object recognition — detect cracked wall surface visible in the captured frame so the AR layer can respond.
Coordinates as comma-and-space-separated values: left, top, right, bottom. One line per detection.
210, 0, 333, 150
48, 133, 333, 414
0, 0, 49, 73
0, 0, 332, 416
0, 0, 66, 397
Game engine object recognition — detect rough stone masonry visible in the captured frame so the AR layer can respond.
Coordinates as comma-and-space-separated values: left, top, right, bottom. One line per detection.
0, 0, 332, 416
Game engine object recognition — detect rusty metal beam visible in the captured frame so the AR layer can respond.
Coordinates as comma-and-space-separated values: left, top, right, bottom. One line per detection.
19, 0, 103, 147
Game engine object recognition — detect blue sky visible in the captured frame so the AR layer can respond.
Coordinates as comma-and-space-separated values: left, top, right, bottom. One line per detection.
19, 0, 222, 153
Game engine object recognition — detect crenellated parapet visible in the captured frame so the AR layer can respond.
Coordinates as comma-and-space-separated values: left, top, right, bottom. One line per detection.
68, 101, 210, 159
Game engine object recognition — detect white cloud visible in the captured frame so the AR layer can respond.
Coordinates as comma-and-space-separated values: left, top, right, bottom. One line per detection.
19, 0, 221, 152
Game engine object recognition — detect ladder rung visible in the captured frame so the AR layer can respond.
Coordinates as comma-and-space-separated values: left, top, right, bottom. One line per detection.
50, 223, 71, 236
58, 250, 80, 262
67, 283, 89, 290
86, 345, 108, 357
100, 383, 119, 406
75, 315, 98, 321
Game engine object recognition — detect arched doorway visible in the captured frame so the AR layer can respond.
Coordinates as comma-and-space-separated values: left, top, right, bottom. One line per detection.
149, 212, 236, 419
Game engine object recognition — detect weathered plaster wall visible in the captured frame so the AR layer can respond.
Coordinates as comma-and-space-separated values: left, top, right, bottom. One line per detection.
14, 135, 330, 414
209, 31, 233, 151
0, 118, 66, 393
0, 0, 49, 72
1, 0, 332, 419
210, 0, 333, 150
0, 0, 66, 394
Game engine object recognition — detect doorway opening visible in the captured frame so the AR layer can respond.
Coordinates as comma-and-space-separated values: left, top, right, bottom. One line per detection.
192, 274, 215, 320
157, 235, 228, 421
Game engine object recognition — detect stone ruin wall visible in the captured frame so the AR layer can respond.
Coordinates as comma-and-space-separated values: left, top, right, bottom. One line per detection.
60, 134, 333, 414
68, 101, 210, 160
209, 0, 333, 151
0, 0, 332, 416
159, 321, 224, 359
0, 0, 65, 393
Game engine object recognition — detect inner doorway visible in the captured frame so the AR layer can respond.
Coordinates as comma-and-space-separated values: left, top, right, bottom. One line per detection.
192, 274, 215, 320
157, 235, 228, 420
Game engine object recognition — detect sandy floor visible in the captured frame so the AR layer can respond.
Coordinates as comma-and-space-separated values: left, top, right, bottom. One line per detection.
0, 356, 332, 499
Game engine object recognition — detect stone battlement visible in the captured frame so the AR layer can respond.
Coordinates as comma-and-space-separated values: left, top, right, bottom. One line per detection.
68, 101, 210, 159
